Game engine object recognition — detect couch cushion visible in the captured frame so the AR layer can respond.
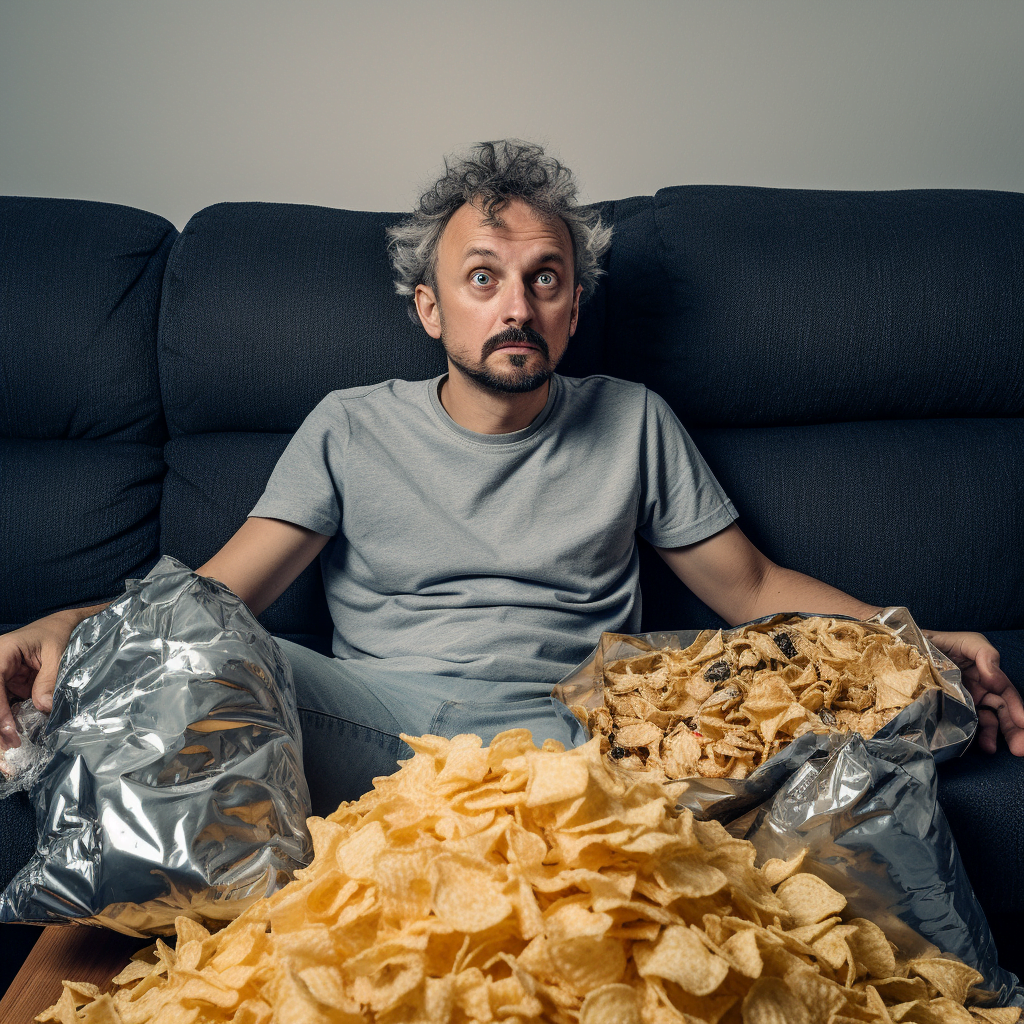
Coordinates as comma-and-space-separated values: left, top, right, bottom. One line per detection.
1, 198, 174, 624
0, 197, 175, 445
1, 440, 165, 622
636, 418, 1024, 634
605, 187, 1024, 427
160, 434, 332, 643
159, 203, 442, 436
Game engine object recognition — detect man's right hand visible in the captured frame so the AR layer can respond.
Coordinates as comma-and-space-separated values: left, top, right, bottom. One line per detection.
0, 606, 102, 750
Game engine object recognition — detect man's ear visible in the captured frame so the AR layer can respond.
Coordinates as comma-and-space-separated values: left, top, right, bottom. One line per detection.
414, 284, 443, 340
568, 283, 583, 337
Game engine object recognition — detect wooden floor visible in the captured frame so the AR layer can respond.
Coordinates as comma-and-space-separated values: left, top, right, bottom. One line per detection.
0, 925, 148, 1023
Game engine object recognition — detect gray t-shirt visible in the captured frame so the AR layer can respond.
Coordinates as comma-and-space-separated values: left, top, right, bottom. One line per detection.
250, 374, 737, 684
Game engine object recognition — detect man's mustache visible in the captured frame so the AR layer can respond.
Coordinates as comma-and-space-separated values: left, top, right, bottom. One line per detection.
482, 326, 550, 360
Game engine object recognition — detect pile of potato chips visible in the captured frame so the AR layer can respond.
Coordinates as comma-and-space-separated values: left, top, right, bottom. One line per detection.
580, 616, 941, 784
39, 730, 1016, 1024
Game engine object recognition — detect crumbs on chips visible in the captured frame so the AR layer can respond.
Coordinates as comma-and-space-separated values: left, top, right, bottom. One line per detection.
579, 615, 942, 783
38, 731, 1013, 1024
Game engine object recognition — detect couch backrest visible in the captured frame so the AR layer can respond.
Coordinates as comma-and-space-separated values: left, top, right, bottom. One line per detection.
4, 188, 1021, 642
602, 187, 1024, 633
0, 197, 176, 631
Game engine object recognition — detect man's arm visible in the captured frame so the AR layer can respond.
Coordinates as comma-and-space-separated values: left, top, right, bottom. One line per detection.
0, 517, 328, 749
655, 522, 1024, 755
194, 517, 330, 617
655, 523, 879, 624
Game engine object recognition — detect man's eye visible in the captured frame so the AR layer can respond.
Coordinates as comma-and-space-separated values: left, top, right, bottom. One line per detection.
472, 272, 491, 286
536, 273, 554, 286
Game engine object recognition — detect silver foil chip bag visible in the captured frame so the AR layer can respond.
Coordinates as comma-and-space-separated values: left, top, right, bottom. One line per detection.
0, 555, 313, 936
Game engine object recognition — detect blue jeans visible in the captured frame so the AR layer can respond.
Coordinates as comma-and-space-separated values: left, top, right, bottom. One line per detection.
277, 638, 587, 816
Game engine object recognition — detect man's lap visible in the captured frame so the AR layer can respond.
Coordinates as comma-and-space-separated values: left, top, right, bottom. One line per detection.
274, 636, 586, 815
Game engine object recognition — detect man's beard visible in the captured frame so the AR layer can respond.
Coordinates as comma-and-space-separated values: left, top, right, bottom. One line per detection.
443, 325, 563, 394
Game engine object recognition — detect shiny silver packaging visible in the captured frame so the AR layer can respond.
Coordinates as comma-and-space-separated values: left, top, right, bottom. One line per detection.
553, 608, 1023, 1007
0, 700, 51, 797
0, 555, 313, 936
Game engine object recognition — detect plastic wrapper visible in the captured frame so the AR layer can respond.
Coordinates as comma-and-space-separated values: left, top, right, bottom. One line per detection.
0, 700, 51, 797
553, 608, 1023, 1007
742, 729, 1022, 1007
0, 555, 313, 936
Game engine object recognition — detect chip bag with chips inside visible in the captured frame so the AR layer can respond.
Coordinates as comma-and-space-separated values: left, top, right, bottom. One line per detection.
551, 608, 1019, 1004
554, 608, 974, 793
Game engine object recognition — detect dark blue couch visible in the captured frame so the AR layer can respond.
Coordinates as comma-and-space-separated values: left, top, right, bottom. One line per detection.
2, 188, 1022, 977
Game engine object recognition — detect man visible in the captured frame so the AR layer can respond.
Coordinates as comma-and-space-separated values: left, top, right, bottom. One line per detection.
1, 140, 1022, 814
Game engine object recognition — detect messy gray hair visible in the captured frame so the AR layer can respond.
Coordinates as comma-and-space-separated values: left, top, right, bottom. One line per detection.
387, 140, 613, 323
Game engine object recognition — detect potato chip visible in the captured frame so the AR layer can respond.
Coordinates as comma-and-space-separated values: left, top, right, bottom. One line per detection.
37, 732, 1017, 1024
433, 855, 514, 932
761, 849, 807, 887
722, 927, 764, 978
776, 872, 848, 926
971, 1010, 1024, 1023
742, 975, 812, 1024
634, 924, 731, 995
847, 917, 898, 979
909, 956, 985, 1005
578, 982, 641, 1024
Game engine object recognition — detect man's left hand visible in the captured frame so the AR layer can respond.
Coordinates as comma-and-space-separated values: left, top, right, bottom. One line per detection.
925, 630, 1024, 755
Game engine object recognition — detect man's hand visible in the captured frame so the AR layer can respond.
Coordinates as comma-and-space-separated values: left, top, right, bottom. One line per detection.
0, 609, 90, 750
924, 630, 1024, 755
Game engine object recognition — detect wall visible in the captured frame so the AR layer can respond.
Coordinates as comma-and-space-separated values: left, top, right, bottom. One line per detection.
1, 0, 1022, 227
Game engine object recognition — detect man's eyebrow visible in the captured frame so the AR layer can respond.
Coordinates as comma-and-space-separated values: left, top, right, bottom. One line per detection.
462, 247, 500, 263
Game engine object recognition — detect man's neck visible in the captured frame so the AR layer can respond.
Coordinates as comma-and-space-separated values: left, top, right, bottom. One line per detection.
439, 368, 551, 434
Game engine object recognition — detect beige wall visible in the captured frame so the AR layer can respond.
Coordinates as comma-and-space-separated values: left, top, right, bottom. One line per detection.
1, 0, 1022, 228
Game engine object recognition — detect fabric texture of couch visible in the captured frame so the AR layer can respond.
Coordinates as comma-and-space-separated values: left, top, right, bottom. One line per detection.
1, 186, 1022, 974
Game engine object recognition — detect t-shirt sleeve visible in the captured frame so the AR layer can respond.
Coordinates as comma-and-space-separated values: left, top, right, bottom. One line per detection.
248, 394, 346, 536
637, 389, 738, 547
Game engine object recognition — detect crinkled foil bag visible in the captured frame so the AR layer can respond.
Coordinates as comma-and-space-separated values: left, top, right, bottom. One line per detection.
553, 608, 1023, 1007
0, 555, 313, 937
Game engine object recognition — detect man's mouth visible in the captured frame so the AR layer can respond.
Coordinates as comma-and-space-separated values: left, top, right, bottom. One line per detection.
495, 341, 537, 352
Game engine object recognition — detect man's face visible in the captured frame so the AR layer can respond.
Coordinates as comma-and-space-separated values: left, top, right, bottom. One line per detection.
414, 198, 582, 394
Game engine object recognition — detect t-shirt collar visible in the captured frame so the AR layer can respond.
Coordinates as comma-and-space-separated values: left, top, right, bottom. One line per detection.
428, 373, 562, 445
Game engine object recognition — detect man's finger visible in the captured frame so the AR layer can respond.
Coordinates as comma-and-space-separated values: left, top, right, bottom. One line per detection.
976, 705, 999, 754
976, 650, 1024, 726
7, 677, 32, 699
980, 695, 1024, 757
0, 643, 27, 749
0, 685, 20, 750
1007, 723, 1024, 758
31, 656, 60, 715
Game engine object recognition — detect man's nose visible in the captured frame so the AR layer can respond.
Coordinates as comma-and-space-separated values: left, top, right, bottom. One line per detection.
502, 278, 534, 326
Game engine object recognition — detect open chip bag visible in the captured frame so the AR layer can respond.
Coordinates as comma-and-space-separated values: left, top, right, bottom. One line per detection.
0, 555, 313, 936
553, 609, 1023, 1006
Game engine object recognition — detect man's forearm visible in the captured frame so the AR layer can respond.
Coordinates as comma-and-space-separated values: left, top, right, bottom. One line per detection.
744, 562, 881, 623
655, 526, 883, 627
